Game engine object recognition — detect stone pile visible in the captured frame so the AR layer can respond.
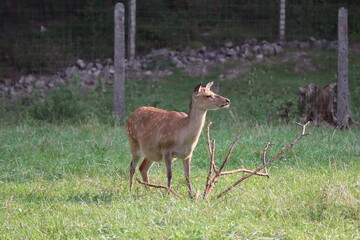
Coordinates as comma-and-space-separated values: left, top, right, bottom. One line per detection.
0, 37, 337, 101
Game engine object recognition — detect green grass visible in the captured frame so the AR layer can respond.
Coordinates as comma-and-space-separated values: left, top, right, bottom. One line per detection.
1, 49, 360, 239
0, 123, 359, 239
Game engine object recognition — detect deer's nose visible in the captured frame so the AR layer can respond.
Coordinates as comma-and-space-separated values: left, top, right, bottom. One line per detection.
225, 98, 231, 104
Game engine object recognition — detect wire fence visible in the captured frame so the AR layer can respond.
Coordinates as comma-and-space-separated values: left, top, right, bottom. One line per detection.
0, 0, 359, 77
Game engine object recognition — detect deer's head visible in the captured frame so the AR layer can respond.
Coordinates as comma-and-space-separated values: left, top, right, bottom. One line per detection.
191, 82, 230, 111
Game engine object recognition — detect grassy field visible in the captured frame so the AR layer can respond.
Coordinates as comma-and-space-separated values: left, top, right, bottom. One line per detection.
1, 49, 360, 239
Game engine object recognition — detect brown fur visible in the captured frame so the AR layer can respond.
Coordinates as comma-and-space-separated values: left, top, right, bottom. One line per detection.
126, 82, 230, 196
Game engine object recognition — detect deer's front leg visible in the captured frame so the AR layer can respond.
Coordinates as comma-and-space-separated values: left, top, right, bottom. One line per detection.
183, 157, 193, 198
163, 152, 173, 189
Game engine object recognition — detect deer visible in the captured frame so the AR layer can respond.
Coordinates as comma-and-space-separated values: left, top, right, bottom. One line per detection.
126, 82, 230, 197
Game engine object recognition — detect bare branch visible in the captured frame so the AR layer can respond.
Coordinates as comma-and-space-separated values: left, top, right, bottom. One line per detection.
218, 133, 241, 173
206, 121, 213, 156
205, 122, 215, 197
211, 140, 218, 174
136, 178, 183, 199
203, 131, 241, 199
204, 139, 216, 198
294, 121, 311, 135
216, 121, 310, 198
220, 169, 269, 176
262, 141, 273, 178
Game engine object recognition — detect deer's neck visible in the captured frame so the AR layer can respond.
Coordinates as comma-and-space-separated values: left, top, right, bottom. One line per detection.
183, 104, 207, 143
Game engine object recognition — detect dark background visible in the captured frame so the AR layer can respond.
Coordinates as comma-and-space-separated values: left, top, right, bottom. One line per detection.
0, 0, 359, 76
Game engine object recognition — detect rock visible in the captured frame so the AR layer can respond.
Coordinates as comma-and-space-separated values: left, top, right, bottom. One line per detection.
34, 76, 49, 89
216, 56, 226, 63
93, 69, 101, 78
109, 66, 116, 75
252, 45, 261, 53
261, 43, 275, 55
150, 48, 169, 58
4, 78, 13, 86
225, 48, 237, 57
273, 44, 284, 55
175, 60, 185, 68
284, 40, 299, 48
130, 59, 142, 71
76, 59, 86, 69
25, 74, 35, 85
55, 77, 66, 85
255, 54, 264, 61
95, 62, 103, 70
47, 82, 55, 89
26, 85, 33, 94
35, 80, 46, 89
198, 45, 207, 54
144, 70, 153, 76
14, 83, 22, 90
240, 43, 251, 52
65, 66, 78, 78
299, 41, 311, 48
326, 41, 337, 50
81, 73, 98, 88
312, 40, 325, 49
19, 76, 25, 84
86, 62, 94, 70
187, 57, 196, 62
309, 36, 316, 42
89, 67, 96, 73
224, 41, 234, 48
205, 51, 216, 60
9, 86, 16, 95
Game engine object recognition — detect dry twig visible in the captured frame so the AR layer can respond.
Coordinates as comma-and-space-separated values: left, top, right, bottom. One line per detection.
216, 121, 310, 198
205, 122, 215, 193
262, 141, 273, 178
136, 178, 183, 199
203, 122, 266, 199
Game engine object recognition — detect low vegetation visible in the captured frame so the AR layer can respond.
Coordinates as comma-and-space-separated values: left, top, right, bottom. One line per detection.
1, 49, 359, 239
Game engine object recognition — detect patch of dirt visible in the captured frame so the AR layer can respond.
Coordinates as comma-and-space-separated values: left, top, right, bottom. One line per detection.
183, 63, 210, 77
267, 50, 322, 73
183, 49, 327, 80
224, 64, 252, 80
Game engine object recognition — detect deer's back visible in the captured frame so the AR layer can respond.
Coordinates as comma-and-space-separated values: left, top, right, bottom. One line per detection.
126, 107, 187, 160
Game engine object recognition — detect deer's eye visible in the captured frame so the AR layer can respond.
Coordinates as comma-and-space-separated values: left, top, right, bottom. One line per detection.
206, 95, 212, 98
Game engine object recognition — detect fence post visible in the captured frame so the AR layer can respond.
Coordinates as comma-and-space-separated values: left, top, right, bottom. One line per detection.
337, 7, 351, 128
127, 0, 136, 66
279, 0, 286, 41
114, 3, 126, 117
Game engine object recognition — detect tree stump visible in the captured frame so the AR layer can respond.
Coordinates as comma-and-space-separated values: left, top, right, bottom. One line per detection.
298, 83, 351, 127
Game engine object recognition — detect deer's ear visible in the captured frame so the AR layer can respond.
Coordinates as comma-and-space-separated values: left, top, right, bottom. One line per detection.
193, 83, 202, 96
205, 81, 214, 89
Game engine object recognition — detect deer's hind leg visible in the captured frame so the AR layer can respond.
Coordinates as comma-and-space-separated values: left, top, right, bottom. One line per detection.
139, 158, 154, 183
129, 144, 141, 189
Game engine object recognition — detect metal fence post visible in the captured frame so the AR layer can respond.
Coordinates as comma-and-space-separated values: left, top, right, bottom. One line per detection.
114, 3, 126, 117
